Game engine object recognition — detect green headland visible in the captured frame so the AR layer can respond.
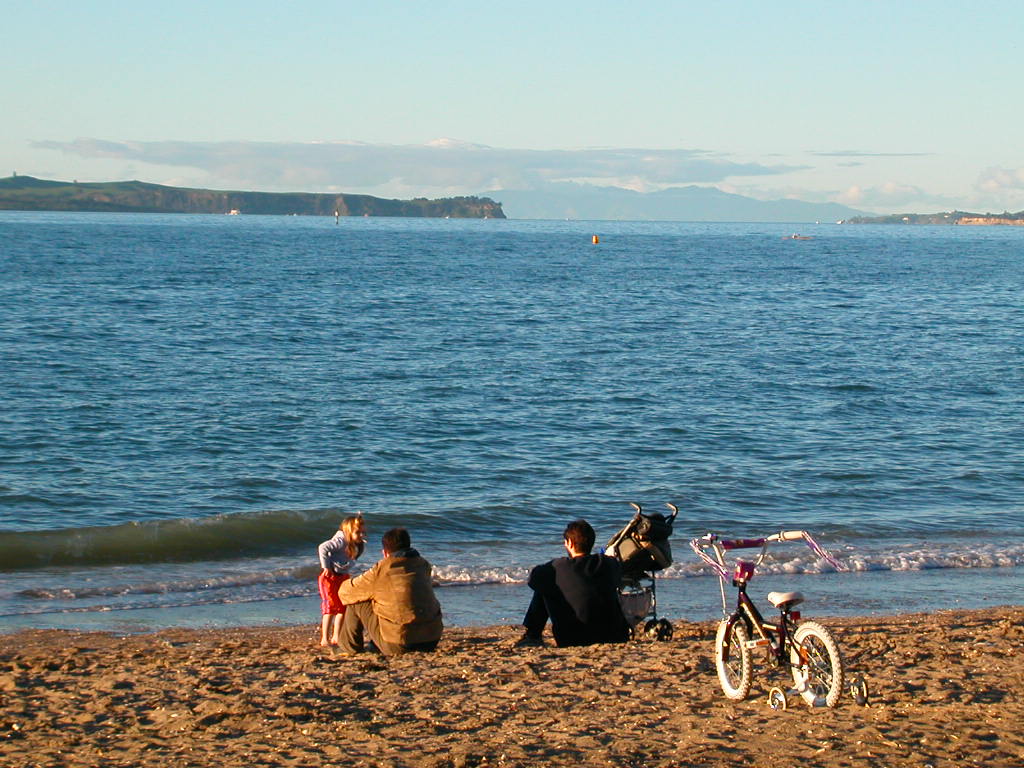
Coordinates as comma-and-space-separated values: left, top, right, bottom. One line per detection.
842, 210, 1024, 226
0, 175, 505, 218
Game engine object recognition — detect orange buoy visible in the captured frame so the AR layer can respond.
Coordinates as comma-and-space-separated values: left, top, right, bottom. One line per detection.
592, 235, 600, 244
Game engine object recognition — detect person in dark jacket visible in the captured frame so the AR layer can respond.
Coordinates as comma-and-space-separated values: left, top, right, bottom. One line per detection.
517, 519, 630, 647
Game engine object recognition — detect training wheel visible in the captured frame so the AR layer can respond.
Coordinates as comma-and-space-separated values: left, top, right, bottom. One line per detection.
767, 687, 788, 711
850, 675, 870, 706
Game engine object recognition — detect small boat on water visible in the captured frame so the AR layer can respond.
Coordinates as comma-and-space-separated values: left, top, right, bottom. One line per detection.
784, 233, 813, 240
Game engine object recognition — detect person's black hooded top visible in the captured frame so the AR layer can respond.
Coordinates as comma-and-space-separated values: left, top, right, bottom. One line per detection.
528, 553, 630, 647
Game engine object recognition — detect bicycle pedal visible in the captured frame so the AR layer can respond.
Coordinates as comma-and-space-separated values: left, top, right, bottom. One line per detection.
743, 638, 771, 649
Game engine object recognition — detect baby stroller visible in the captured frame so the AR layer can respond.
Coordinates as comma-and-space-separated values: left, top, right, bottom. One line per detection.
605, 502, 678, 640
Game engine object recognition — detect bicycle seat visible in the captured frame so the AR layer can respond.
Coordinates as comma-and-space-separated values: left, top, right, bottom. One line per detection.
767, 591, 804, 609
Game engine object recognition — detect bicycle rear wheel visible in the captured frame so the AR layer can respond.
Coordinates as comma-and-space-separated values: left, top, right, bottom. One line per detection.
714, 619, 752, 700
789, 621, 844, 707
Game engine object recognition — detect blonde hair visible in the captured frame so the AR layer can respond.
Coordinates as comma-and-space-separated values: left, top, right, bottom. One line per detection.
340, 515, 366, 561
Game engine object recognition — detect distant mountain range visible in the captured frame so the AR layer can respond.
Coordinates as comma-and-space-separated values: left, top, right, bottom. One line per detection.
0, 176, 505, 218
487, 182, 867, 222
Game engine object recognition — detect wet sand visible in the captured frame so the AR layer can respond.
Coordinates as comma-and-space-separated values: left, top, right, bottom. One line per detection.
2, 606, 1022, 767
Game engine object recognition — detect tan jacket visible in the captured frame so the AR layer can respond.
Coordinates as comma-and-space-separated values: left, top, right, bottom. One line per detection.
338, 548, 443, 646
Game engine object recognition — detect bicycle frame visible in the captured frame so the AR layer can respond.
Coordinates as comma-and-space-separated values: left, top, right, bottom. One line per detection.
721, 561, 799, 668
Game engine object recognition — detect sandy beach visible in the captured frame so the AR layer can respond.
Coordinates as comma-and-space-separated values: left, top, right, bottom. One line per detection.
2, 606, 1022, 767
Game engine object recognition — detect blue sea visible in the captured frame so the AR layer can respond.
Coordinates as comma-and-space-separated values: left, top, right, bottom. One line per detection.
2, 211, 1022, 633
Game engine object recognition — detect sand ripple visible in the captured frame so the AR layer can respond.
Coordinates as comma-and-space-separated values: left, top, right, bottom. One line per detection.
2, 607, 1022, 767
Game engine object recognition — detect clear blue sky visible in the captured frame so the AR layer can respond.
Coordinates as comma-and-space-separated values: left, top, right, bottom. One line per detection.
4, 0, 1023, 212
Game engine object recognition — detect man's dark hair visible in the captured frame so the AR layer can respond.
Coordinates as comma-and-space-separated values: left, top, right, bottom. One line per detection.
382, 527, 411, 554
563, 519, 595, 554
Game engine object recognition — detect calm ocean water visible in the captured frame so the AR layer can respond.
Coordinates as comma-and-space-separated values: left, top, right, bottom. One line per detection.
1, 211, 1022, 632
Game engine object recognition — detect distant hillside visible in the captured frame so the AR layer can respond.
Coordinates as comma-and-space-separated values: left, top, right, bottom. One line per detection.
843, 210, 1024, 226
0, 176, 505, 219
488, 182, 866, 222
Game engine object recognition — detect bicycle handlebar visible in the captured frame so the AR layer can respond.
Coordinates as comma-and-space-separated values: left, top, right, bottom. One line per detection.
721, 537, 767, 550
693, 531, 806, 551
769, 530, 807, 543
690, 529, 844, 573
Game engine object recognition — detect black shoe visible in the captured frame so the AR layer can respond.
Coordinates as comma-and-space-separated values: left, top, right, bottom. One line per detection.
513, 633, 543, 648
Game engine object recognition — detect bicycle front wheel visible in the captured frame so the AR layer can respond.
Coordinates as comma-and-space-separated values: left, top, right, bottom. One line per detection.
789, 621, 844, 707
714, 619, 752, 701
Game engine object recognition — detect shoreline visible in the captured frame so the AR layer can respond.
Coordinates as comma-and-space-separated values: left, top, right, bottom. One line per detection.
4, 565, 1020, 636
2, 605, 1022, 767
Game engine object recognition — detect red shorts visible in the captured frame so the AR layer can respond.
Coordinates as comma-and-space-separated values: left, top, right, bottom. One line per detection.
318, 571, 350, 615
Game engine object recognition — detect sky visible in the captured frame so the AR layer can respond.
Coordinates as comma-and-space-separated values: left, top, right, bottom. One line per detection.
4, 0, 1024, 214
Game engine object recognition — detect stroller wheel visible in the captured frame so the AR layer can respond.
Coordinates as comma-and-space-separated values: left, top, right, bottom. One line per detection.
655, 618, 673, 641
643, 618, 673, 641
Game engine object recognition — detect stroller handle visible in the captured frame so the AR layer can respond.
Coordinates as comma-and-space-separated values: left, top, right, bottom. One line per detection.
629, 502, 680, 521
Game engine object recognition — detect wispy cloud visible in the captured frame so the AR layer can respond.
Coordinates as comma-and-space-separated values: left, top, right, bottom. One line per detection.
976, 166, 1024, 194
836, 182, 961, 210
33, 138, 806, 194
812, 150, 934, 158
971, 167, 1024, 212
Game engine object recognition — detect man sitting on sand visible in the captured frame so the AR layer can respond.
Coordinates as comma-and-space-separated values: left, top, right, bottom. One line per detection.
337, 527, 443, 656
517, 518, 630, 647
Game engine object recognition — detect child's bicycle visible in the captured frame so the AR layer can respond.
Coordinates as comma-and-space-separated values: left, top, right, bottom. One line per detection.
690, 530, 846, 708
